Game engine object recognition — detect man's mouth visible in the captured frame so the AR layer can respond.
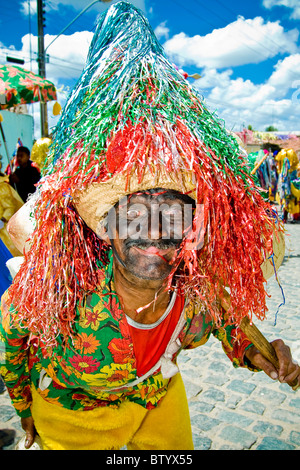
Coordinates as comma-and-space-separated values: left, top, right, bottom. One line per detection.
131, 245, 173, 256
125, 239, 181, 259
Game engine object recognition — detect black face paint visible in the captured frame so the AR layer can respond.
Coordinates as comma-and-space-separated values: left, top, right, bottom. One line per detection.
110, 238, 128, 269
107, 189, 195, 280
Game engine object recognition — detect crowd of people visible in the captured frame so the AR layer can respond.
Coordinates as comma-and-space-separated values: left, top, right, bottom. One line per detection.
248, 147, 300, 223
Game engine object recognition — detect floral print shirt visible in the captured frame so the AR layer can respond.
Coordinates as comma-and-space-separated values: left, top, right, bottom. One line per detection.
0, 250, 254, 418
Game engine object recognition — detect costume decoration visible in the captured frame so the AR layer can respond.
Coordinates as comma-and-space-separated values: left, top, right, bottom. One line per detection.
247, 150, 270, 196
0, 239, 13, 298
8, 2, 283, 349
276, 148, 300, 218
0, 177, 23, 256
30, 137, 52, 171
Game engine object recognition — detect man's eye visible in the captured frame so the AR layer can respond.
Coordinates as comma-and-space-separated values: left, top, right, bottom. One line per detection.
127, 209, 141, 219
163, 208, 182, 218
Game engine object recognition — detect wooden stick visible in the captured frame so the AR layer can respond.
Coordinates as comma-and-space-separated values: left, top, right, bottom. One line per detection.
240, 317, 298, 390
220, 289, 298, 389
250, 153, 268, 175
240, 316, 279, 369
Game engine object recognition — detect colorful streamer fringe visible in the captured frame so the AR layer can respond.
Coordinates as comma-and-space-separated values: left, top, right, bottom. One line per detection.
8, 2, 282, 349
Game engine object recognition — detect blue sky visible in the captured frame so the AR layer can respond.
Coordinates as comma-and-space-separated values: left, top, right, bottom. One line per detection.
0, 0, 300, 137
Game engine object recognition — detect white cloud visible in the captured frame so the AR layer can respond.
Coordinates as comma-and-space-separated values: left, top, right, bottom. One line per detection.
193, 68, 233, 90
263, 0, 300, 20
206, 78, 275, 109
193, 58, 300, 132
20, 31, 92, 82
206, 94, 300, 132
268, 53, 300, 93
20, 0, 37, 16
154, 22, 169, 41
45, 31, 92, 80
163, 16, 299, 69
160, 14, 300, 131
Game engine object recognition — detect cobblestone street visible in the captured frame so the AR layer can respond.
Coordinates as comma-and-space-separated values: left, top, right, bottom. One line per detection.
179, 222, 300, 450
0, 222, 299, 450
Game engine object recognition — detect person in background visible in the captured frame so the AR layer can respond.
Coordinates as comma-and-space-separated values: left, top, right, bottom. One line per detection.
9, 146, 40, 202
0, 165, 23, 256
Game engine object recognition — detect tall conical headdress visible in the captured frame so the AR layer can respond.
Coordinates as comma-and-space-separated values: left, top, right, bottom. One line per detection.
8, 2, 283, 348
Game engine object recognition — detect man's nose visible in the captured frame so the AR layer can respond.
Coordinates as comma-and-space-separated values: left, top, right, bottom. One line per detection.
149, 206, 167, 240
149, 217, 160, 240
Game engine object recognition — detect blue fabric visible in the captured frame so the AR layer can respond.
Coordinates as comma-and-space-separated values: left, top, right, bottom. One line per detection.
0, 238, 12, 297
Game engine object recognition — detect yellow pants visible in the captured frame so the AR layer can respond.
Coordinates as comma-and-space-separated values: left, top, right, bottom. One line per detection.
31, 372, 194, 450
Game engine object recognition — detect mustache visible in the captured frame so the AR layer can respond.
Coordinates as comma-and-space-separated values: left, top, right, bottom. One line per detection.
125, 238, 182, 250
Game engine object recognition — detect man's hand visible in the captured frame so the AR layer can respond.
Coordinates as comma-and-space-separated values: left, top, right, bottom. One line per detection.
21, 416, 37, 449
245, 339, 300, 390
9, 173, 19, 185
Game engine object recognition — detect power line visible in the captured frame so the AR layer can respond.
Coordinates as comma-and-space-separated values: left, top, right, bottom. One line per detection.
169, 0, 300, 80
0, 45, 85, 70
204, 95, 298, 121
214, 0, 293, 54
209, 0, 300, 80
170, 0, 271, 64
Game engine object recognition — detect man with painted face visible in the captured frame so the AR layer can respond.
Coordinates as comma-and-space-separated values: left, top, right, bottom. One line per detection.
1, 2, 299, 451
108, 189, 194, 281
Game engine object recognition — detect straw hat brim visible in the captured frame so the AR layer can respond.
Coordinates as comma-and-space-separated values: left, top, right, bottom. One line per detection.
260, 228, 285, 280
73, 168, 197, 236
7, 167, 285, 283
73, 168, 285, 281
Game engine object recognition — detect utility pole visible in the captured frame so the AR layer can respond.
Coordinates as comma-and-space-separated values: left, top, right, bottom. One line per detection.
37, 0, 48, 137
37, 0, 108, 136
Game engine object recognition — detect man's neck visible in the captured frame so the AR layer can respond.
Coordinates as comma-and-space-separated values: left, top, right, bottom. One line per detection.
113, 263, 171, 324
